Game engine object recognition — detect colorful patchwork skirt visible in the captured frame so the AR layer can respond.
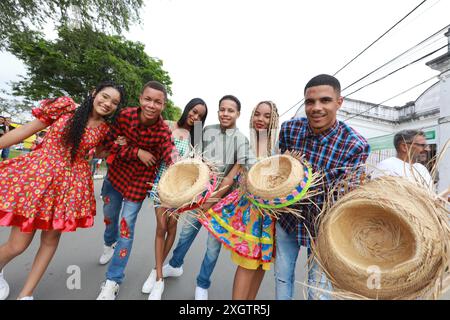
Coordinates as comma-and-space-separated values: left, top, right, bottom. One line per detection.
199, 189, 275, 270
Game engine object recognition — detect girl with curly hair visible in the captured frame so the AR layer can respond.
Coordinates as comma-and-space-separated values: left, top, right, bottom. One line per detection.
0, 81, 125, 300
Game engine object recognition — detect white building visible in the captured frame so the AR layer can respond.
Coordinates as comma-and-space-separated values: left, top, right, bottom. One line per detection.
295, 30, 450, 192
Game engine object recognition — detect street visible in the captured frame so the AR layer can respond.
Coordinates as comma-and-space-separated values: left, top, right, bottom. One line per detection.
0, 179, 309, 300
1, 179, 449, 300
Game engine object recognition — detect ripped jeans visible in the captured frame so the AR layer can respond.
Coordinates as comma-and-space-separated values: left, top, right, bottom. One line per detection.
102, 176, 143, 284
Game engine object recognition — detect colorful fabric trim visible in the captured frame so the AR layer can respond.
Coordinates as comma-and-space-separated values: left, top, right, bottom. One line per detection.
247, 164, 313, 209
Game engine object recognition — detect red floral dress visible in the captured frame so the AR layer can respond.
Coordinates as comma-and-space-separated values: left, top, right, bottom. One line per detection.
0, 97, 110, 232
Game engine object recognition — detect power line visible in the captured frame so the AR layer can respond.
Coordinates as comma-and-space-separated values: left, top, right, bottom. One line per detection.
342, 44, 447, 98
341, 23, 450, 94
280, 41, 446, 119
333, 0, 428, 77
342, 70, 449, 122
279, 1, 440, 119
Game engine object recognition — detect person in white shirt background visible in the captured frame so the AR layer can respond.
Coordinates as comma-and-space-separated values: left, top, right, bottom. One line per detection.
373, 129, 433, 189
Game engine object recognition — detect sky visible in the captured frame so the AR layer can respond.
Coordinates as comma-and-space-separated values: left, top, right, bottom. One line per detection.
1, 0, 450, 134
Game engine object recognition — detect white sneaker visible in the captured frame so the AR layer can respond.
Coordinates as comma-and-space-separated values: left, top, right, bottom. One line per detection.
18, 296, 34, 300
0, 269, 10, 300
141, 269, 157, 294
195, 286, 208, 300
96, 280, 120, 300
162, 264, 183, 278
99, 242, 117, 265
148, 279, 164, 300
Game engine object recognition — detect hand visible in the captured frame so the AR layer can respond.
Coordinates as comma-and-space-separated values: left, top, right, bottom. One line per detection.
138, 149, 156, 167
114, 135, 127, 146
200, 200, 215, 212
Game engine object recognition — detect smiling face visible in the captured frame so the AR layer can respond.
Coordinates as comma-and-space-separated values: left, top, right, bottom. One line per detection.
92, 87, 121, 117
186, 104, 207, 127
218, 99, 240, 129
139, 87, 166, 124
305, 85, 343, 134
252, 102, 272, 131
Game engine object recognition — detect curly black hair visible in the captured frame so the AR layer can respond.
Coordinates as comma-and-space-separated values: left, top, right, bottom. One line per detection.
63, 81, 126, 161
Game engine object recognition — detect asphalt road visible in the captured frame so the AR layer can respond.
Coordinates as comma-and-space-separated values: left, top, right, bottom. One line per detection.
0, 179, 309, 300
1, 179, 449, 300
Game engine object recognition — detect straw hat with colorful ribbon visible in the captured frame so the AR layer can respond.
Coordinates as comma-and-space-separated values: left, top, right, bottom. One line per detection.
312, 175, 450, 300
157, 157, 218, 215
245, 152, 320, 218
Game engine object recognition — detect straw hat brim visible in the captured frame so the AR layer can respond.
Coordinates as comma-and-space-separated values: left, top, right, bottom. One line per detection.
315, 176, 450, 300
247, 155, 305, 201
247, 164, 313, 209
158, 158, 212, 208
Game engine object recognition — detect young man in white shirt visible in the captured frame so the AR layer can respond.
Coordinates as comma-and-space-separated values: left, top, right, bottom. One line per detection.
373, 129, 433, 189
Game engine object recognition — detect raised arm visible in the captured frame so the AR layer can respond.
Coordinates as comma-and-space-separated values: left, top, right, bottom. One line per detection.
0, 119, 47, 149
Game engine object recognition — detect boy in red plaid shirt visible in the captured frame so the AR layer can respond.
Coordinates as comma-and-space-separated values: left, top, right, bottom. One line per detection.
96, 81, 177, 300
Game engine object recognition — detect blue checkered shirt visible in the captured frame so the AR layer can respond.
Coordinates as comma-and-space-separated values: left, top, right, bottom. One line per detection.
278, 118, 370, 248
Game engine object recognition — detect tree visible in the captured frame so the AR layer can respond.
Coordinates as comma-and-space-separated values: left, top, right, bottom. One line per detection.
0, 0, 144, 49
7, 25, 181, 120
0, 95, 31, 121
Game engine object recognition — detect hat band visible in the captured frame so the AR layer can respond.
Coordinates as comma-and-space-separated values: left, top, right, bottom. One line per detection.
247, 164, 313, 209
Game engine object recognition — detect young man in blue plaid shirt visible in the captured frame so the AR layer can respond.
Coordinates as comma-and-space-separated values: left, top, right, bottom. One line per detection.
275, 74, 370, 300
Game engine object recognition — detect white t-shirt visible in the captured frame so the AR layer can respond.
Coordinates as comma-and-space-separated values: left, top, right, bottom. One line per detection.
372, 157, 433, 189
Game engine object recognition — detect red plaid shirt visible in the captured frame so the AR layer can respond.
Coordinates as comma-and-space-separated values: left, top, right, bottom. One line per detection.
103, 107, 176, 202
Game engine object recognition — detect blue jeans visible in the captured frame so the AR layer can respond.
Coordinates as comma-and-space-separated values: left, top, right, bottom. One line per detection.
102, 177, 143, 284
1, 148, 10, 159
169, 214, 222, 289
274, 222, 332, 300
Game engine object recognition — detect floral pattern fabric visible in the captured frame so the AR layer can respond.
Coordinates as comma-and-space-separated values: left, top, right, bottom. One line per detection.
0, 96, 110, 232
198, 187, 275, 269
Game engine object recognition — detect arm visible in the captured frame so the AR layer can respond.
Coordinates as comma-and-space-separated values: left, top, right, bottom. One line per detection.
325, 143, 370, 189
236, 136, 256, 171
95, 136, 127, 158
101, 116, 141, 161
161, 131, 178, 166
0, 119, 47, 149
202, 163, 241, 211
278, 122, 288, 154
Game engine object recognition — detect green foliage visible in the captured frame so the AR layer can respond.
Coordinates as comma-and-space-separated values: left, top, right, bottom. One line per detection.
0, 0, 144, 49
0, 95, 30, 119
7, 25, 182, 120
162, 100, 182, 122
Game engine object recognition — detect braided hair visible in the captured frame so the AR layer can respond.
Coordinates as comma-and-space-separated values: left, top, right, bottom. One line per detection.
249, 101, 280, 158
63, 81, 126, 161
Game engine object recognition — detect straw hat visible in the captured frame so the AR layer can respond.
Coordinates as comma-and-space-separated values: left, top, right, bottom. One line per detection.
246, 154, 314, 209
157, 158, 217, 210
315, 175, 450, 300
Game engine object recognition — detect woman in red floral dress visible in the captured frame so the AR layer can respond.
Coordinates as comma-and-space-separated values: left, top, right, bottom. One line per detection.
0, 81, 125, 300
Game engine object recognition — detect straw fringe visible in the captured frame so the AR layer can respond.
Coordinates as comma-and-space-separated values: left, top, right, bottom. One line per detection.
311, 174, 450, 300
244, 153, 324, 220
157, 145, 223, 215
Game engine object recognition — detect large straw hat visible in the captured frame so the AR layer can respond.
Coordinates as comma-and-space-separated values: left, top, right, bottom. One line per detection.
315, 175, 450, 300
157, 158, 217, 210
246, 154, 313, 209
